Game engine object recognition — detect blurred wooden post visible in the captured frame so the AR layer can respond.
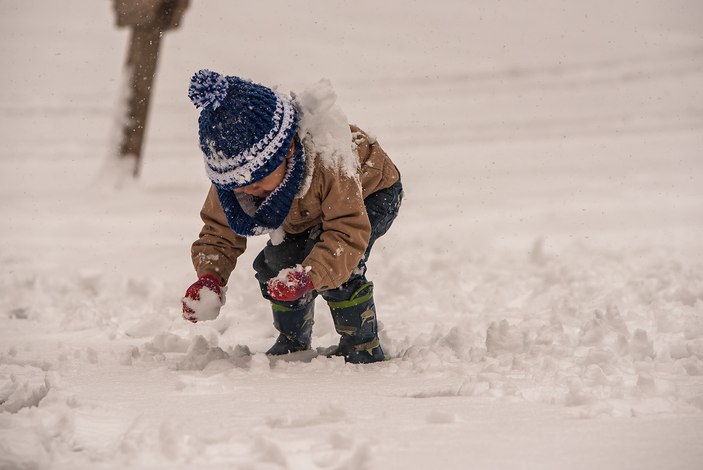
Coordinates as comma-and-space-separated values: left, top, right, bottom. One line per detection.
112, 0, 189, 178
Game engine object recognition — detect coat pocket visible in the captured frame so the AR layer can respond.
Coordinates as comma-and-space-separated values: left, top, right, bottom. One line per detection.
286, 200, 320, 225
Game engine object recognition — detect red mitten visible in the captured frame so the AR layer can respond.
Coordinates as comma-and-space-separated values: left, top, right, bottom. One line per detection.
181, 274, 224, 323
267, 266, 314, 301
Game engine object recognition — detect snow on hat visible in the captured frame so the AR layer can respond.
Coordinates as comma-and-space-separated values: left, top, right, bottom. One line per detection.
188, 69, 299, 190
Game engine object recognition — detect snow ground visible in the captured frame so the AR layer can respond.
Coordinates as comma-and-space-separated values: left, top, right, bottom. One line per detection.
1, 1, 703, 469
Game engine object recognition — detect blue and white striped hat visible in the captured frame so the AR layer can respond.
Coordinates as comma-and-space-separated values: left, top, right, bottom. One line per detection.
188, 69, 299, 190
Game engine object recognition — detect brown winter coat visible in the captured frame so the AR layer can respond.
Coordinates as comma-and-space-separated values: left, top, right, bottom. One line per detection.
191, 125, 400, 291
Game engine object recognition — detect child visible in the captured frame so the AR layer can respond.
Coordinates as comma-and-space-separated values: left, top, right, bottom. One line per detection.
181, 70, 403, 364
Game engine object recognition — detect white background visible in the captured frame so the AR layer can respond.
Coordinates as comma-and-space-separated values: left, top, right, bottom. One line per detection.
1, 1, 702, 468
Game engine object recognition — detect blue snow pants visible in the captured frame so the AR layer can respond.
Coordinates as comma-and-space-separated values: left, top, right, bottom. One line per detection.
253, 178, 404, 306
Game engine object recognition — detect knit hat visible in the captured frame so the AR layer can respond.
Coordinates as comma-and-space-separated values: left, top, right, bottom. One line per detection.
188, 69, 305, 237
188, 69, 299, 190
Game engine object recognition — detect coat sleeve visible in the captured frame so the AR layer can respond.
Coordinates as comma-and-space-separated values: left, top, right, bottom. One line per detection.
191, 185, 247, 284
302, 170, 372, 291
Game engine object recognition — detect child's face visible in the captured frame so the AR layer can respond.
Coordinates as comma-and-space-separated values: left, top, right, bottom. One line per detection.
234, 141, 294, 198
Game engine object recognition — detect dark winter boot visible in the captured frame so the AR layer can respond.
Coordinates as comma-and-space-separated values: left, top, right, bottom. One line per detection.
266, 302, 314, 355
328, 282, 385, 364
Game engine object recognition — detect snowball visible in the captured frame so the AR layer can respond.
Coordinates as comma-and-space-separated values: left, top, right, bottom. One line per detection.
181, 286, 225, 322
275, 265, 311, 285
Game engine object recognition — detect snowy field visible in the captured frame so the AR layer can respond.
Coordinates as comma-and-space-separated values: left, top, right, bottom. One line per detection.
1, 0, 703, 468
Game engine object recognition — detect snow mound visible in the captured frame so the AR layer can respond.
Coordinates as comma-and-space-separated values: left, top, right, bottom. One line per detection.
172, 336, 253, 371
176, 335, 229, 370
387, 242, 703, 417
0, 365, 50, 413
146, 332, 191, 354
